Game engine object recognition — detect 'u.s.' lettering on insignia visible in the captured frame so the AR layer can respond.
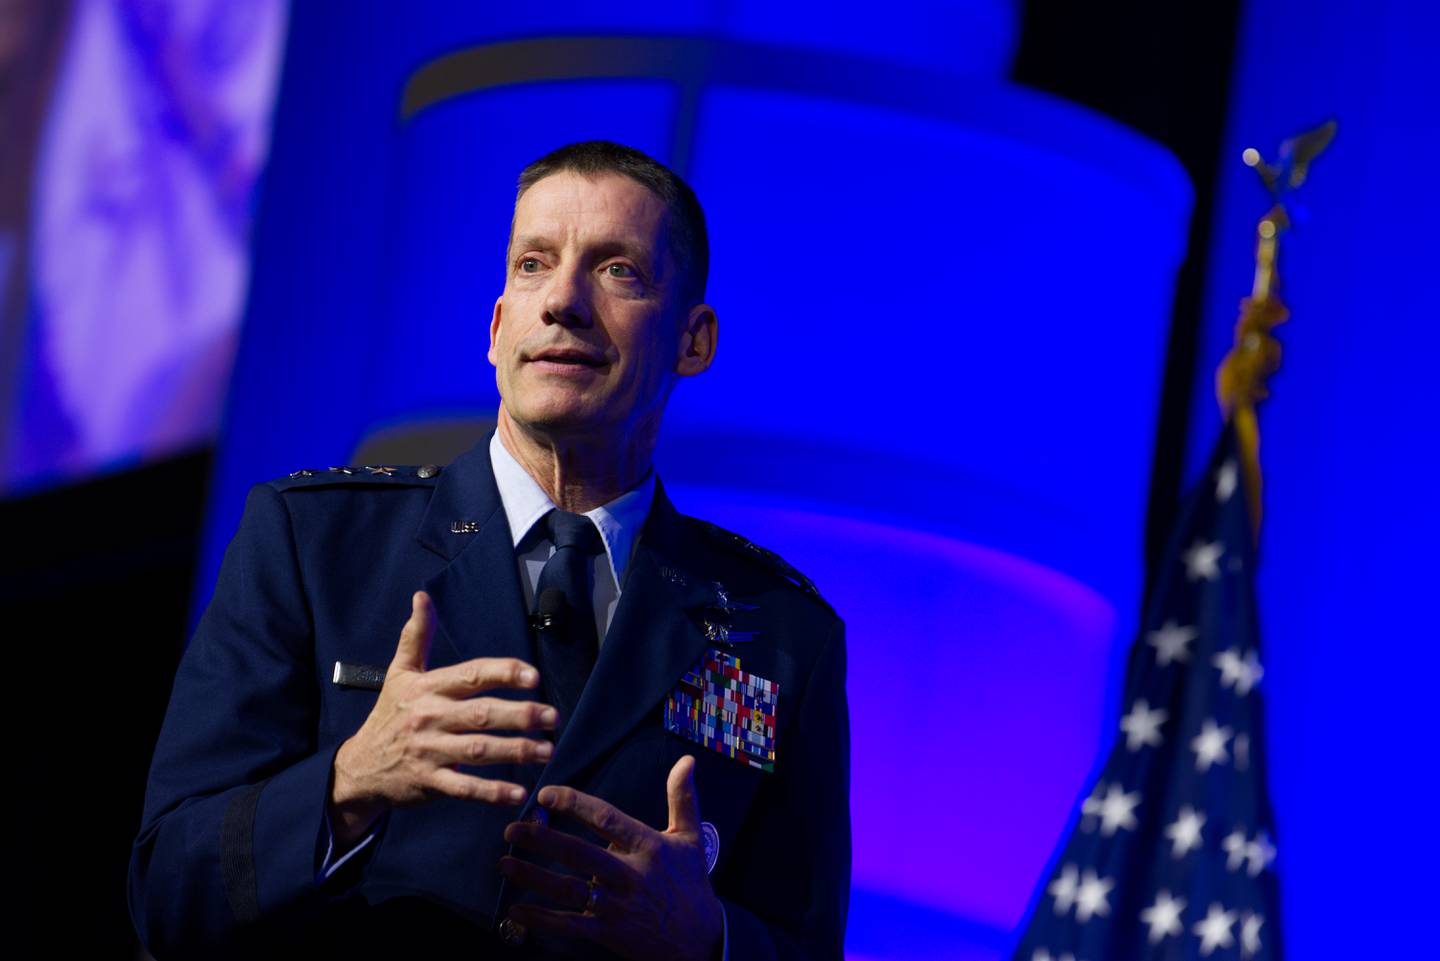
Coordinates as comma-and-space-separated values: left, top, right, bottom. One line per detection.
663, 648, 778, 773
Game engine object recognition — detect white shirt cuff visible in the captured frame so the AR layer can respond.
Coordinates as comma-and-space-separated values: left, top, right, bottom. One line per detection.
317, 807, 382, 882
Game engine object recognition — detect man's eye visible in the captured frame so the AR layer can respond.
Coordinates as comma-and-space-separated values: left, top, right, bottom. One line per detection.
606, 263, 636, 279
520, 258, 541, 273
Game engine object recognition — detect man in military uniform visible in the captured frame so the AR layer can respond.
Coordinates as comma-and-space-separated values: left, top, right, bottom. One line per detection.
129, 142, 849, 959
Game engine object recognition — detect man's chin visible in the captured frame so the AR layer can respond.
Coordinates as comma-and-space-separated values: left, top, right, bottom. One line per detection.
505, 405, 613, 440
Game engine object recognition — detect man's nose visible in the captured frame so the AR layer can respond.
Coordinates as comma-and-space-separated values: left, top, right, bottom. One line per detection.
542, 264, 591, 328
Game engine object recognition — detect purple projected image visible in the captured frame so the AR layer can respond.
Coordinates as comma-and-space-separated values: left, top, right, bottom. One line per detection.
3, 0, 286, 492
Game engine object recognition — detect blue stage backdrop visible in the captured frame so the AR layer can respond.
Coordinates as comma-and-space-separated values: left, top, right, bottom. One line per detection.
201, 4, 1196, 958
1185, 0, 1438, 957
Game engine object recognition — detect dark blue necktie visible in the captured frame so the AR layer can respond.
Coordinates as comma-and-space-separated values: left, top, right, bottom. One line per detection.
533, 509, 604, 736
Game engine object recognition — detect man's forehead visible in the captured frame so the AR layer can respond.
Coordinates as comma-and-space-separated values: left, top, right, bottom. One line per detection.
510, 171, 669, 253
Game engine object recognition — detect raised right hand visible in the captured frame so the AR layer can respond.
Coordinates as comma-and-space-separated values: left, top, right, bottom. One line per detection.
328, 590, 556, 845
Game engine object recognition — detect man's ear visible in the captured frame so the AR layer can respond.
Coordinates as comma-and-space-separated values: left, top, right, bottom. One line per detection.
487, 295, 504, 367
675, 303, 717, 378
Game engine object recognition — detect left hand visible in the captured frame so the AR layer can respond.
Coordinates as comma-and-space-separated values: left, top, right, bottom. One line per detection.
499, 755, 724, 961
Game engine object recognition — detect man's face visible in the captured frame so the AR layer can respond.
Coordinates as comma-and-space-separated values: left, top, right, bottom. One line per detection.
489, 171, 713, 443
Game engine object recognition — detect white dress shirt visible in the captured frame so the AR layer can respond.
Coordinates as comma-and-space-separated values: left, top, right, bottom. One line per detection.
488, 431, 655, 640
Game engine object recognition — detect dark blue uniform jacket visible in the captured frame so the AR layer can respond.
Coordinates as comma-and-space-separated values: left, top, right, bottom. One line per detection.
129, 438, 849, 959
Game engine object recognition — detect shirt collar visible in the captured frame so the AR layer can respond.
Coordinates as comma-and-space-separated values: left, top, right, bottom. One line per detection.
488, 431, 655, 589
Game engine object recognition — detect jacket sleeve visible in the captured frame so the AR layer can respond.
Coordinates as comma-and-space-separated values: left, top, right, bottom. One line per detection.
128, 483, 357, 955
720, 615, 851, 960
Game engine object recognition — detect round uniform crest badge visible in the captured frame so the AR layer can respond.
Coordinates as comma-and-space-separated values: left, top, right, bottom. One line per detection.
701, 821, 720, 874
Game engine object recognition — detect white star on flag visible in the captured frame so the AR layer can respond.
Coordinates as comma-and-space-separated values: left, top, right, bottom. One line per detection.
1120, 699, 1167, 751
1048, 864, 1079, 915
1073, 870, 1113, 923
1163, 805, 1206, 858
1241, 651, 1263, 693
1193, 903, 1237, 955
1222, 828, 1276, 876
1216, 459, 1238, 502
1246, 831, 1276, 877
1080, 783, 1140, 836
1240, 912, 1264, 957
1095, 784, 1141, 836
1213, 648, 1264, 695
1147, 619, 1197, 666
1139, 889, 1186, 944
1213, 648, 1244, 688
1191, 719, 1232, 772
1186, 720, 1232, 772
1182, 539, 1223, 581
1223, 828, 1248, 871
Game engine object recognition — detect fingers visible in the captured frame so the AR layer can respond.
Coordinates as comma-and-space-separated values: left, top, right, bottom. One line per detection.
389, 594, 542, 700
438, 696, 557, 734
506, 903, 600, 941
665, 755, 701, 835
538, 785, 652, 852
503, 822, 637, 890
389, 591, 435, 675
430, 733, 553, 767
497, 856, 590, 911
426, 657, 540, 697
428, 767, 528, 806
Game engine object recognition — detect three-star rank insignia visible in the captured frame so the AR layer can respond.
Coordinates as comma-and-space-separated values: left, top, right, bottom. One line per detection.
664, 648, 778, 773
281, 464, 442, 485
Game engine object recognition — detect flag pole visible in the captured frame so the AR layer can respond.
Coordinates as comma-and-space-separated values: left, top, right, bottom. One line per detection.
1215, 120, 1336, 537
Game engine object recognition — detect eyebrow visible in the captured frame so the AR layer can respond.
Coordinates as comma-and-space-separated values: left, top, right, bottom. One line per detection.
510, 235, 555, 259
510, 235, 657, 269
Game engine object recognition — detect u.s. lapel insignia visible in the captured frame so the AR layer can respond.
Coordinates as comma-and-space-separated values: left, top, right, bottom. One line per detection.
450, 519, 479, 534
663, 648, 778, 773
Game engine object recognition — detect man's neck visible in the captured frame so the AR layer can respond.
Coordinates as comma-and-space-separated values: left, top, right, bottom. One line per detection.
496, 408, 654, 513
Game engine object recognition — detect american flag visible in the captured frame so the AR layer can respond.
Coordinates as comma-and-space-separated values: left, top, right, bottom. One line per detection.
1012, 426, 1282, 960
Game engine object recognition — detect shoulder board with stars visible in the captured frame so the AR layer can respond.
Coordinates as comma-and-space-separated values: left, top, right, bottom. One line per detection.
270, 464, 443, 491
689, 518, 832, 616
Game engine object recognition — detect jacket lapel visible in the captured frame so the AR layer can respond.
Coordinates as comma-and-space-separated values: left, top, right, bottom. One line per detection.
416, 435, 532, 667
539, 480, 715, 791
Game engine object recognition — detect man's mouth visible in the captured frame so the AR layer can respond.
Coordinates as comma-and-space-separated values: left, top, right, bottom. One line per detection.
529, 348, 608, 368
